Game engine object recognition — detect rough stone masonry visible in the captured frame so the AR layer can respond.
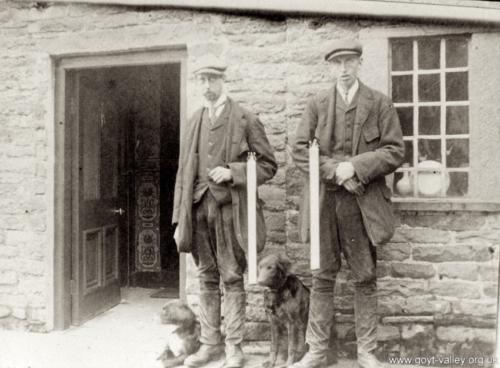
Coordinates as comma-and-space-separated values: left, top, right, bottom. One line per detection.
0, 0, 499, 360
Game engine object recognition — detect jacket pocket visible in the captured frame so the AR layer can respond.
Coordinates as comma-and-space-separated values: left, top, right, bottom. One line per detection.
363, 125, 380, 143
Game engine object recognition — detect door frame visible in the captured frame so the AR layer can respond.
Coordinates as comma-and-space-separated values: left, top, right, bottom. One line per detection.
53, 46, 187, 330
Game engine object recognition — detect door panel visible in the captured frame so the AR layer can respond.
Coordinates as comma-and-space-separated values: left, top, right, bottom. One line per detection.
70, 70, 123, 325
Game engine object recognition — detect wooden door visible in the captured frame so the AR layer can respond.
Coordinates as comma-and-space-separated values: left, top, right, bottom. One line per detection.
69, 70, 124, 325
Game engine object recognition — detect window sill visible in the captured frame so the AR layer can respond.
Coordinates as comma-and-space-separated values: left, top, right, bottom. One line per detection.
392, 198, 500, 212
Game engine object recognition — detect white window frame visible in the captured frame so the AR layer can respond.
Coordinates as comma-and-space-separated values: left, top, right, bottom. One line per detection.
390, 35, 470, 198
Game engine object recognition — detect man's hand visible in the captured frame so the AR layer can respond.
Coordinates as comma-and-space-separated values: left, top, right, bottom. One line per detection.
342, 177, 365, 196
173, 226, 179, 246
208, 167, 232, 184
335, 161, 356, 185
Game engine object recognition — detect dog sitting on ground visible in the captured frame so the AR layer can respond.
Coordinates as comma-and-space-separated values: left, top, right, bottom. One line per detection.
257, 253, 338, 368
157, 300, 200, 368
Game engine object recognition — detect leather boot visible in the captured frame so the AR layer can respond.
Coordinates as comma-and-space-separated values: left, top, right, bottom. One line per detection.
354, 280, 380, 368
184, 344, 224, 368
224, 344, 245, 368
222, 291, 246, 368
184, 290, 223, 367
290, 291, 334, 368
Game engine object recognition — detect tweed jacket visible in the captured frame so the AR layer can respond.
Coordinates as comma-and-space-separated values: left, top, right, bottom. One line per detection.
291, 81, 404, 246
172, 97, 277, 253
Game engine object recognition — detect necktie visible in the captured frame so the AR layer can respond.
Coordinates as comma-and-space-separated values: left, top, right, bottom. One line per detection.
345, 90, 349, 105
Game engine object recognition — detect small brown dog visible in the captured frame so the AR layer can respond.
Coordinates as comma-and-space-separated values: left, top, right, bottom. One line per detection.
257, 253, 338, 368
157, 300, 201, 368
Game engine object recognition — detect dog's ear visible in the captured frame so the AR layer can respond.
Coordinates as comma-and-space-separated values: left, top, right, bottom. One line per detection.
277, 254, 292, 275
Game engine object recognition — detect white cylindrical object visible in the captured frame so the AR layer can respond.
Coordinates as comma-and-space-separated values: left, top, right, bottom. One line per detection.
309, 140, 320, 271
247, 152, 258, 284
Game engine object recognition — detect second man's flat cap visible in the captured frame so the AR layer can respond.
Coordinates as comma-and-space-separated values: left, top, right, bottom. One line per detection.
324, 39, 363, 61
193, 54, 227, 75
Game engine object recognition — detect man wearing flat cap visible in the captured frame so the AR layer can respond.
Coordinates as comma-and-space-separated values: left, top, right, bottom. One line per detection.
291, 39, 404, 368
172, 54, 277, 368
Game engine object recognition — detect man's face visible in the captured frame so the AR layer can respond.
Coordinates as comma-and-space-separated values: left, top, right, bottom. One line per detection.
196, 73, 224, 102
330, 55, 362, 89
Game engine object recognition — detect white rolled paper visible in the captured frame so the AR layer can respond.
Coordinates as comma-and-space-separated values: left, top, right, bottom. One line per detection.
309, 139, 320, 271
247, 152, 258, 284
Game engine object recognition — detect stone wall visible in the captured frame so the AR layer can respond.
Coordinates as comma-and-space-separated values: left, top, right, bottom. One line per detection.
0, 0, 499, 358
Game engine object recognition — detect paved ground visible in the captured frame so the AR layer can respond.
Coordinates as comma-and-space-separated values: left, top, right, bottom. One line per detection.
0, 288, 361, 368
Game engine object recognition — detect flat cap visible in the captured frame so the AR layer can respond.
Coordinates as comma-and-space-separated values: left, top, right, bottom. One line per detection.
193, 54, 227, 76
324, 39, 363, 61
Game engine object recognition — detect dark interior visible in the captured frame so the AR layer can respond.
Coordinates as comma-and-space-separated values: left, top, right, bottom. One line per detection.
97, 63, 181, 294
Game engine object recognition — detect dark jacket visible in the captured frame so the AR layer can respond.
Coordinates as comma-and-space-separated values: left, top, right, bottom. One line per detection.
291, 81, 404, 246
173, 97, 277, 253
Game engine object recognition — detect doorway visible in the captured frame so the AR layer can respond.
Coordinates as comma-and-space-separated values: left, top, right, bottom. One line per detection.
53, 48, 187, 329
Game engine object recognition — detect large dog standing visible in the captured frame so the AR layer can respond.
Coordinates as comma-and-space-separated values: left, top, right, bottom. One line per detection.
257, 254, 338, 367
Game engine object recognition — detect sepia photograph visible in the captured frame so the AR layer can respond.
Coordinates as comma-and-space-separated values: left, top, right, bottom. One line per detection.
0, 0, 499, 367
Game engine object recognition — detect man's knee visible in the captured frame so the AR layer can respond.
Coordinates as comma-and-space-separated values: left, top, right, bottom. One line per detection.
199, 272, 220, 291
223, 279, 244, 292
311, 274, 337, 294
354, 275, 376, 291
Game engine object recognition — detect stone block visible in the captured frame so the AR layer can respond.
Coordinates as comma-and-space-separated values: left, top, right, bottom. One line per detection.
436, 326, 495, 344
264, 212, 286, 233
456, 230, 500, 244
0, 270, 17, 285
336, 322, 356, 340
391, 262, 435, 279
403, 296, 451, 315
383, 316, 434, 325
399, 212, 486, 232
435, 313, 495, 328
0, 246, 18, 258
478, 265, 498, 282
401, 323, 434, 340
452, 300, 497, 317
394, 227, 451, 244
413, 244, 493, 262
378, 324, 400, 341
377, 261, 392, 278
0, 305, 12, 319
482, 282, 497, 298
259, 185, 286, 211
429, 280, 481, 299
245, 321, 270, 341
437, 263, 479, 281
377, 243, 411, 261
378, 279, 427, 298
12, 307, 26, 320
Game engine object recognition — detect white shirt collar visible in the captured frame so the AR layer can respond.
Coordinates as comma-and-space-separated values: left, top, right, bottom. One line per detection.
336, 79, 359, 104
203, 93, 227, 110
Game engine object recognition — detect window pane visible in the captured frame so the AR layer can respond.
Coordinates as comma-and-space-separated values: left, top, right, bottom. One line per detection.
393, 171, 414, 197
418, 74, 440, 102
446, 106, 469, 134
418, 139, 441, 162
418, 38, 440, 69
404, 140, 414, 167
418, 106, 440, 135
397, 107, 413, 136
446, 38, 468, 68
392, 75, 413, 103
447, 172, 468, 197
446, 72, 468, 101
446, 139, 469, 168
392, 40, 413, 71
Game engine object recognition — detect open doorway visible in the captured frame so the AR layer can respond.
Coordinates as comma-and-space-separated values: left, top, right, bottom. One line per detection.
53, 49, 187, 329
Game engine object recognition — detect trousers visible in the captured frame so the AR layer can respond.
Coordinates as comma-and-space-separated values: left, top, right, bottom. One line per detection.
193, 190, 247, 292
307, 188, 378, 355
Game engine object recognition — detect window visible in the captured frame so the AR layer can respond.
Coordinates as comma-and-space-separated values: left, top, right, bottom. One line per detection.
390, 35, 470, 198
